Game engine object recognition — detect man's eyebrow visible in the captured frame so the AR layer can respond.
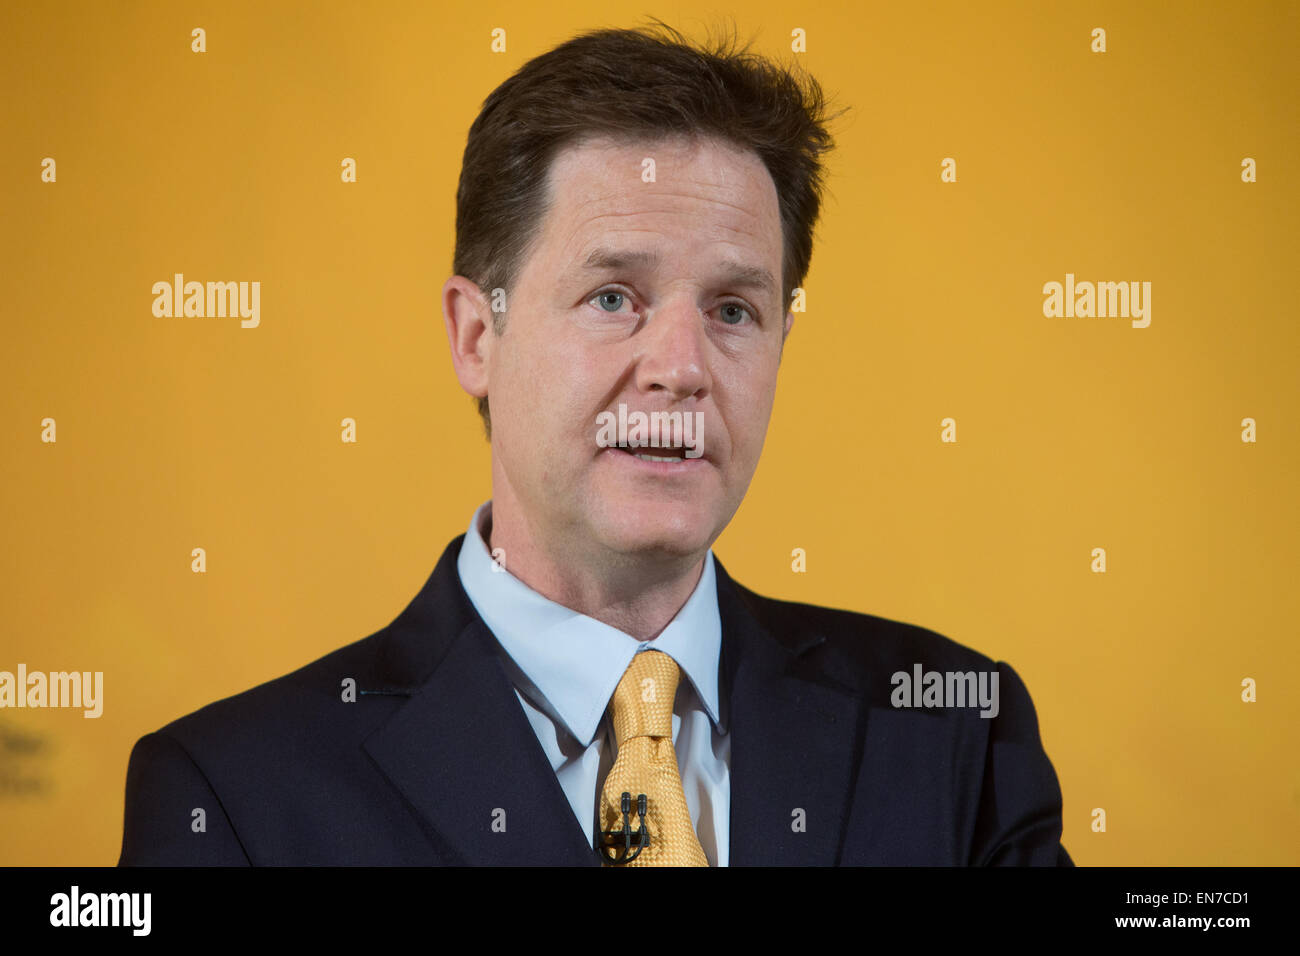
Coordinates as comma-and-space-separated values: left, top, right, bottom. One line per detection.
580, 248, 662, 272
575, 247, 777, 295
715, 260, 777, 295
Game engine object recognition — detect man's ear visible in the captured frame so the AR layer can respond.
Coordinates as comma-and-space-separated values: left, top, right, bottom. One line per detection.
442, 275, 493, 400
779, 310, 794, 360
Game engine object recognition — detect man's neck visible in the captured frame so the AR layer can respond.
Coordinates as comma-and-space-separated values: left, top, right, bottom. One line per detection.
482, 503, 706, 641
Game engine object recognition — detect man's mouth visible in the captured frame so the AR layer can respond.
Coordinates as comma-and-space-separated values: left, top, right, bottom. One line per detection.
616, 445, 691, 463
594, 405, 706, 462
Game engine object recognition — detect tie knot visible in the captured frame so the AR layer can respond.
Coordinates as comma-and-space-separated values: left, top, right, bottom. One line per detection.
609, 650, 680, 744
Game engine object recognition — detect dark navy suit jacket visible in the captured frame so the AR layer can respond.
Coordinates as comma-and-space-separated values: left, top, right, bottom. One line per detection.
118, 535, 1072, 865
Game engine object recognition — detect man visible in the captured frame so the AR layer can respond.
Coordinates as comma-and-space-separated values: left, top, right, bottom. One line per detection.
119, 23, 1071, 866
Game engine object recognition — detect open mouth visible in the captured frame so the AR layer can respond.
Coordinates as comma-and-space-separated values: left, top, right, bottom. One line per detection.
594, 405, 705, 463
617, 445, 692, 463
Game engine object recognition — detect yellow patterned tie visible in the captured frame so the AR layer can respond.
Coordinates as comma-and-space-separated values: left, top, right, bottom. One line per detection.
597, 650, 708, 867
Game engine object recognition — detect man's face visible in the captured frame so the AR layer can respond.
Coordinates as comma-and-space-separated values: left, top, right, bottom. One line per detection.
485, 134, 791, 565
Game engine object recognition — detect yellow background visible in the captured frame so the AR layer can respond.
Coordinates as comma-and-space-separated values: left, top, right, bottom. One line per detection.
1, 0, 1296, 865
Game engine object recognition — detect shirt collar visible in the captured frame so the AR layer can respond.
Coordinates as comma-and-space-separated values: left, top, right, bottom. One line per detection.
455, 501, 723, 745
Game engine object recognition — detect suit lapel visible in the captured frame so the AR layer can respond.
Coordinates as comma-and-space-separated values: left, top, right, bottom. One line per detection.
359, 537, 864, 867
716, 561, 864, 866
361, 538, 598, 866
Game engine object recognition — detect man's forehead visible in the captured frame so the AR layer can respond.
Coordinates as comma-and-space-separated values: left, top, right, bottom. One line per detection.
546, 134, 775, 206
539, 134, 782, 267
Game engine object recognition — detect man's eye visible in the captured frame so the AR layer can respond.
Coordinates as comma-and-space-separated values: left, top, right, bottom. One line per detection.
592, 290, 629, 313
719, 302, 752, 325
589, 290, 752, 323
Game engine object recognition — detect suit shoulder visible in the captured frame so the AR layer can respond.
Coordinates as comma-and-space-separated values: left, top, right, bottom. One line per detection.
728, 579, 998, 693
146, 627, 394, 758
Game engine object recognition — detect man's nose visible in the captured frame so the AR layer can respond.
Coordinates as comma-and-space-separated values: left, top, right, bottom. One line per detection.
632, 296, 711, 401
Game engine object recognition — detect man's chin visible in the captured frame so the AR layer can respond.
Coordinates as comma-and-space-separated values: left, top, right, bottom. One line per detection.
589, 508, 717, 564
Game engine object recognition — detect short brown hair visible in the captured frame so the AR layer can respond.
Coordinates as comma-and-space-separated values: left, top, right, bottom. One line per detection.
452, 19, 842, 435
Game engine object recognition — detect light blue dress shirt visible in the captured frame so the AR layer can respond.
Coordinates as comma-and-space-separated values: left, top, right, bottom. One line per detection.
455, 501, 730, 866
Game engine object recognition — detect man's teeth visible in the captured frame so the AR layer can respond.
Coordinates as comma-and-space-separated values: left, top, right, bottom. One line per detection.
622, 447, 687, 462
